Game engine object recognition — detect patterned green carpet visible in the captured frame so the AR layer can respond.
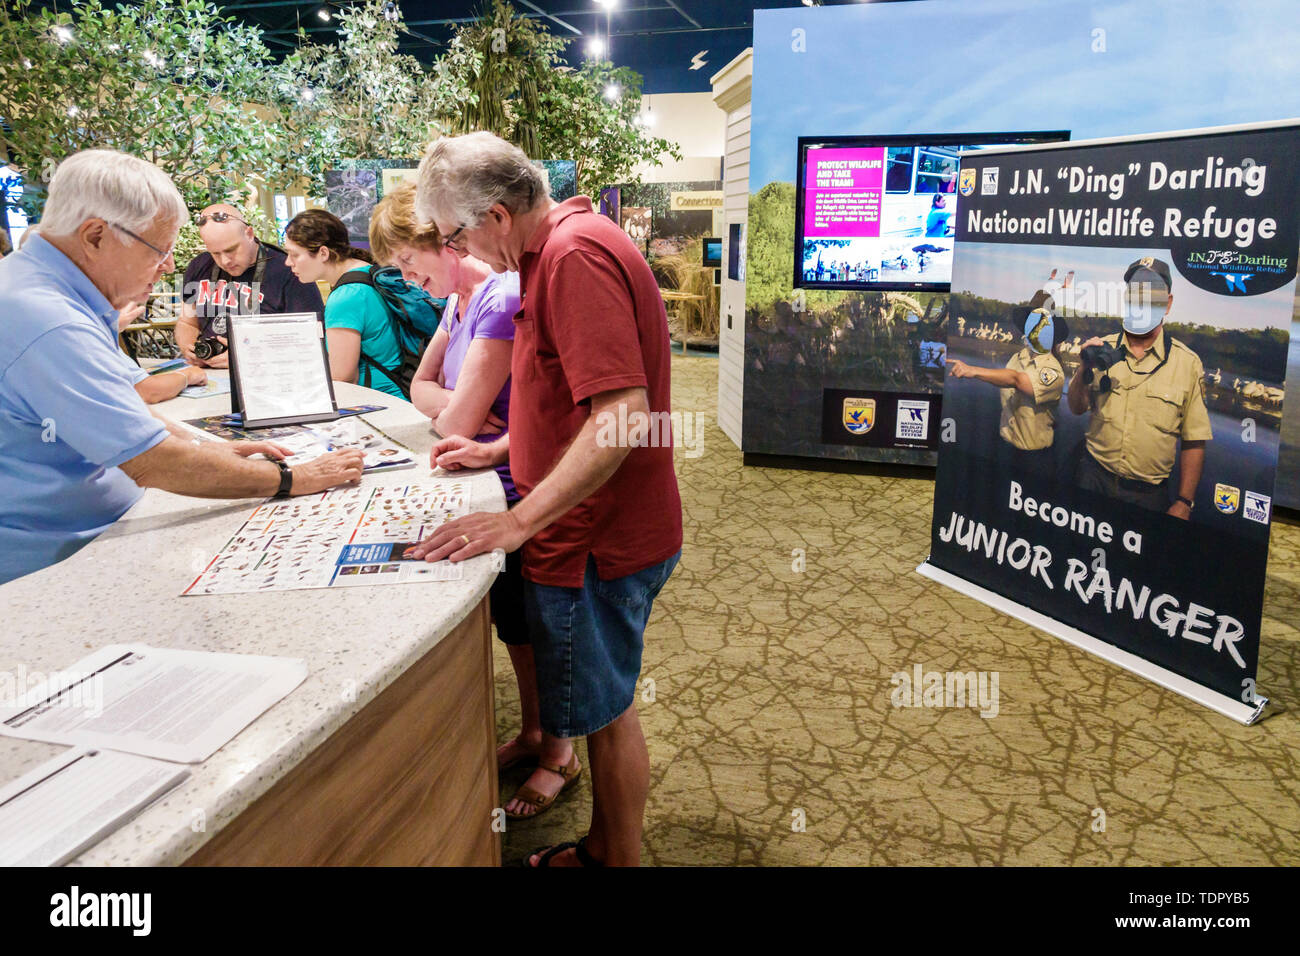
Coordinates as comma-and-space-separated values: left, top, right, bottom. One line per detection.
494, 354, 1300, 866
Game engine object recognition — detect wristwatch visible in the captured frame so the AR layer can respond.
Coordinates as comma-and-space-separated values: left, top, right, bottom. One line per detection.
1175, 495, 1194, 510
271, 458, 294, 499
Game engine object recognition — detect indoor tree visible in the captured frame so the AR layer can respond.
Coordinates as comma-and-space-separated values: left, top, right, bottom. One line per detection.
291, 0, 474, 173
532, 59, 682, 197
443, 0, 567, 157
0, 0, 325, 219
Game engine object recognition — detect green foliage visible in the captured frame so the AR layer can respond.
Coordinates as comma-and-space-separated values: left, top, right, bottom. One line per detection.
292, 0, 473, 180
443, 0, 566, 157
1, 0, 679, 224
0, 0, 326, 216
745, 182, 798, 312
533, 60, 682, 196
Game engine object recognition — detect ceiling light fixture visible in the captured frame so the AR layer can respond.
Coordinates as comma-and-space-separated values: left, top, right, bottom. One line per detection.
586, 37, 605, 57
318, 8, 331, 21
604, 83, 621, 100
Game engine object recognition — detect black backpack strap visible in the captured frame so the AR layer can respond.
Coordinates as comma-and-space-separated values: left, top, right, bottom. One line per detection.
332, 266, 378, 291
356, 346, 406, 398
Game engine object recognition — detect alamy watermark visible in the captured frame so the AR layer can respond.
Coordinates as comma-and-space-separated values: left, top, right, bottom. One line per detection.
0, 666, 104, 718
595, 405, 705, 458
890, 664, 999, 718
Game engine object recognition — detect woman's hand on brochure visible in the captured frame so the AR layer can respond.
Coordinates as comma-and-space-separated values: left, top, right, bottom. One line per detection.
290, 449, 366, 495
430, 435, 497, 471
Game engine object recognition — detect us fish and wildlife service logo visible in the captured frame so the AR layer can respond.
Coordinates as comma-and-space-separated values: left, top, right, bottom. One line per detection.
843, 398, 876, 435
959, 168, 976, 197
1214, 483, 1239, 515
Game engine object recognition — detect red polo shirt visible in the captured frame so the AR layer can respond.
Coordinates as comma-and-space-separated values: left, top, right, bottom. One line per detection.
512, 196, 683, 587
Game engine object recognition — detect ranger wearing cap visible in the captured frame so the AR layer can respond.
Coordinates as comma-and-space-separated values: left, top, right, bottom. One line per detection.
1067, 257, 1212, 518
948, 308, 1067, 459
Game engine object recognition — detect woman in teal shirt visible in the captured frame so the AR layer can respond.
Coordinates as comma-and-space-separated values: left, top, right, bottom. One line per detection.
284, 210, 405, 399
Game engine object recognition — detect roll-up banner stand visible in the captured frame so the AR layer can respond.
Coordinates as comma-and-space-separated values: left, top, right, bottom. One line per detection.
920, 119, 1300, 724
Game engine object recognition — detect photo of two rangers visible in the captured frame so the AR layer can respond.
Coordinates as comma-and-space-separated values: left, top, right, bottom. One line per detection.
947, 258, 1211, 519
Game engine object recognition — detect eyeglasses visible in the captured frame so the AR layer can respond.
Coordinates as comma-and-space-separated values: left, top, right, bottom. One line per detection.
111, 222, 175, 266
443, 225, 467, 252
195, 211, 248, 228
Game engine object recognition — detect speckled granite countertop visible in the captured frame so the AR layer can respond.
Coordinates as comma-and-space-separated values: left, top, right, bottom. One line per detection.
0, 382, 503, 865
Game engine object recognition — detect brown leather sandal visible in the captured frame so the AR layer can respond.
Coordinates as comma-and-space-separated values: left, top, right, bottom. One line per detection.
505, 752, 582, 820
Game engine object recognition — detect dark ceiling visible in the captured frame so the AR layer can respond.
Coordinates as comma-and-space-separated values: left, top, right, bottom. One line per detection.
236, 0, 876, 92
30, 1, 906, 94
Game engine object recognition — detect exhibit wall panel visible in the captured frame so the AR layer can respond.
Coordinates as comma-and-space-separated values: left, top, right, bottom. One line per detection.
714, 50, 754, 449
718, 103, 752, 446
744, 0, 1300, 465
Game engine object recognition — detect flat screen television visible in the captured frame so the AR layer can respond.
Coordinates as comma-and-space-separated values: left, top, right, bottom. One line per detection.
702, 237, 722, 267
794, 131, 1069, 292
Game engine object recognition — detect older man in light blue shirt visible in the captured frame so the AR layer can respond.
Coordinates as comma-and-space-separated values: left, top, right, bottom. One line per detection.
0, 233, 171, 579
0, 150, 366, 585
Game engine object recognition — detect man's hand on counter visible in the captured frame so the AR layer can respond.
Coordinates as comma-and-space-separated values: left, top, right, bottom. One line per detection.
405, 509, 527, 563
121, 437, 364, 500
228, 440, 292, 459
290, 450, 366, 496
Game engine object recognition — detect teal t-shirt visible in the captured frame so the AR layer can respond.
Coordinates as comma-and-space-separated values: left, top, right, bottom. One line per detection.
325, 266, 405, 399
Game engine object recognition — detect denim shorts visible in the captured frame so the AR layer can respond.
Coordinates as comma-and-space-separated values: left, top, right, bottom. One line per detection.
524, 551, 680, 739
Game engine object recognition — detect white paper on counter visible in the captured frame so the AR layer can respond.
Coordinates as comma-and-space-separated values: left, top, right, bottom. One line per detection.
0, 747, 188, 866
0, 644, 308, 763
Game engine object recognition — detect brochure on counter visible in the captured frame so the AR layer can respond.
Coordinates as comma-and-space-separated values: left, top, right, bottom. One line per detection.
182, 407, 412, 473
182, 479, 473, 596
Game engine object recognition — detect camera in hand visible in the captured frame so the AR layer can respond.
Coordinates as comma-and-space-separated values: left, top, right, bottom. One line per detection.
1080, 340, 1123, 392
193, 336, 228, 361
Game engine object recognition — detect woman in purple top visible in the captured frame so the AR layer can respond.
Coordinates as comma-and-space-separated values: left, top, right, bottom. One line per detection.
407, 267, 519, 498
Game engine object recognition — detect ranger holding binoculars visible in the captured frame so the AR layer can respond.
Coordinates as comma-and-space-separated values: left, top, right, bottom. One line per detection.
1067, 257, 1212, 519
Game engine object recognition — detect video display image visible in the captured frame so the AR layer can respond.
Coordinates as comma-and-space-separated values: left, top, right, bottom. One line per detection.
799, 144, 962, 289
795, 133, 1066, 293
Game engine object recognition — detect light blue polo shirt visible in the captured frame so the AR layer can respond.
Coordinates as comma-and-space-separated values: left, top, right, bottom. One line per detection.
0, 235, 168, 584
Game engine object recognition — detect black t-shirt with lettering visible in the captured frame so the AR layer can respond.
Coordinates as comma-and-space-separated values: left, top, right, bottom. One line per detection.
181, 243, 324, 338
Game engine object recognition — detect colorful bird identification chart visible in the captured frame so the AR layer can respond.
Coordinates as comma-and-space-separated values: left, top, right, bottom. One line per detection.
183, 480, 471, 595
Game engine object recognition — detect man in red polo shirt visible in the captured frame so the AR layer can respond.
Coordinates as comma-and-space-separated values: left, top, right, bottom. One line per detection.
408, 132, 682, 867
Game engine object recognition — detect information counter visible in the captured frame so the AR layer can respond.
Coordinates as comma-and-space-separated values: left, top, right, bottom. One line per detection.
0, 380, 504, 865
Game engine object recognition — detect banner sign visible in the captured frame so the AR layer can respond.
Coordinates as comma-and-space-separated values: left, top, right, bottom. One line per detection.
924, 121, 1300, 717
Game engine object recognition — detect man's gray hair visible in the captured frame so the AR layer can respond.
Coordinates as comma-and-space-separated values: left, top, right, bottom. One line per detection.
37, 149, 188, 239
415, 132, 549, 229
